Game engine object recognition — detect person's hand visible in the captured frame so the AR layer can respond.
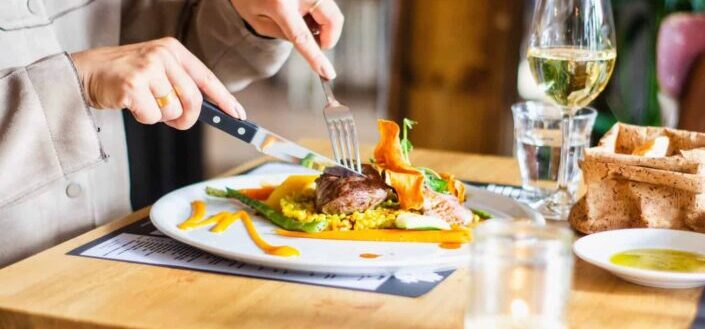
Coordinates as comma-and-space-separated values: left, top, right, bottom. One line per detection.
71, 37, 245, 130
231, 0, 344, 80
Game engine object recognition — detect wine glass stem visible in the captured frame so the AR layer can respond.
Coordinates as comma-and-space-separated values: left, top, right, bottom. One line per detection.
554, 110, 575, 206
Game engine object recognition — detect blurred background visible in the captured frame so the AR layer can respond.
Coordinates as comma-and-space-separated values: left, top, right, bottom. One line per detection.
128, 0, 705, 208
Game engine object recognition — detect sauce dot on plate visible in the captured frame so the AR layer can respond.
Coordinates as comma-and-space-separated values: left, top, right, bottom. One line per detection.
359, 253, 381, 259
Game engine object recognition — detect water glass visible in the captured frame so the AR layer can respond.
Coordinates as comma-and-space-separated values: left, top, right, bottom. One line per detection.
465, 222, 574, 329
512, 101, 597, 199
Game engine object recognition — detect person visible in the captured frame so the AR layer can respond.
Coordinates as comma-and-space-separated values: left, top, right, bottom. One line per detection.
656, 13, 705, 131
0, 0, 344, 267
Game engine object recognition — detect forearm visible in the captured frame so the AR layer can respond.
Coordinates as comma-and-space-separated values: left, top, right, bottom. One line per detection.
0, 53, 105, 208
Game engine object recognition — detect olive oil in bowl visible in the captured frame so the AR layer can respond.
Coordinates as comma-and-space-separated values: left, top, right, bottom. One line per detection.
610, 249, 705, 273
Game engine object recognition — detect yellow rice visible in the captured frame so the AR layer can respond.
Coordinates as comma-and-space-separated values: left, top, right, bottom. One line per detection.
280, 190, 400, 231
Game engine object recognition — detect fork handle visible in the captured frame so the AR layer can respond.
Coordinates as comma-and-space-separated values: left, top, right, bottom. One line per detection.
320, 78, 338, 105
304, 14, 339, 105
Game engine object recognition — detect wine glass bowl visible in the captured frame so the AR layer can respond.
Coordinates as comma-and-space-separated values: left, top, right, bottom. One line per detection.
526, 0, 616, 220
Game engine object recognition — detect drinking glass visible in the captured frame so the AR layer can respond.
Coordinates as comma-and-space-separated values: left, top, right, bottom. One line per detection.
527, 0, 617, 220
465, 222, 574, 329
512, 102, 597, 204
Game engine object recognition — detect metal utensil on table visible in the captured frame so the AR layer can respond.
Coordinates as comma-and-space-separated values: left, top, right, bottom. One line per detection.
305, 14, 362, 174
199, 100, 362, 177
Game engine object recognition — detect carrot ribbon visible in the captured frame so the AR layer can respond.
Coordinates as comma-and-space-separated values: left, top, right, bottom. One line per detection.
373, 120, 425, 210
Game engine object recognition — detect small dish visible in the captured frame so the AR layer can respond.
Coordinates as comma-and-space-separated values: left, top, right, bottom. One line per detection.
573, 228, 705, 289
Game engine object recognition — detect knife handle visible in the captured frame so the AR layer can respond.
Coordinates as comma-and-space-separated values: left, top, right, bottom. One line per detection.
199, 100, 258, 143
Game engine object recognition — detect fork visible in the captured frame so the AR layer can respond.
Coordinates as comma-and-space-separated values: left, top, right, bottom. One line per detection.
304, 14, 362, 173
320, 79, 362, 173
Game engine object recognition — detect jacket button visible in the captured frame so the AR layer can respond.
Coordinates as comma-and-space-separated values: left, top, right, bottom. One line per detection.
66, 183, 82, 198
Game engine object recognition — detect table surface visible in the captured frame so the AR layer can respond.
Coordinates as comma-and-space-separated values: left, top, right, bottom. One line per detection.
0, 139, 702, 329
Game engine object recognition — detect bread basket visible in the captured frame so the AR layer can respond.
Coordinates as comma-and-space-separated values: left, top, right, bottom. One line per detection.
570, 123, 705, 233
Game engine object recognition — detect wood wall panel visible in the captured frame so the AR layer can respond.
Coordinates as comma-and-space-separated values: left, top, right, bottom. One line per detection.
388, 0, 524, 155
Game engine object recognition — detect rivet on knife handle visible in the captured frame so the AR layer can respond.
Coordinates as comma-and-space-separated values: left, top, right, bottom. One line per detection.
200, 100, 258, 143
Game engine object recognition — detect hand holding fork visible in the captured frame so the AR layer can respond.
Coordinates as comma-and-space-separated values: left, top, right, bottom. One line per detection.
305, 14, 362, 174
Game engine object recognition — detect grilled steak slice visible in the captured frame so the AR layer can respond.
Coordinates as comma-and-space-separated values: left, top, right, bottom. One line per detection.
315, 165, 391, 214
422, 189, 473, 226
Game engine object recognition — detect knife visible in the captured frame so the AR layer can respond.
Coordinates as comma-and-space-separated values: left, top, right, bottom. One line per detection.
199, 100, 363, 177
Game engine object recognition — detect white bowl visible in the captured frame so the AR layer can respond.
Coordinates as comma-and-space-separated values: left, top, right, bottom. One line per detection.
573, 228, 705, 289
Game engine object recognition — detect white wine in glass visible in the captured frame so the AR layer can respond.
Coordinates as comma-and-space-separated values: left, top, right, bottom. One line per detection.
527, 0, 616, 220
527, 47, 616, 109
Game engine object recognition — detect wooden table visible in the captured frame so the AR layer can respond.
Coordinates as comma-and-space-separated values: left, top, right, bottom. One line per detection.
0, 140, 702, 329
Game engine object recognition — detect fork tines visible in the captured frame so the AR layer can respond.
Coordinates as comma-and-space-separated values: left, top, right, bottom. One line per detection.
327, 117, 361, 173
320, 79, 362, 174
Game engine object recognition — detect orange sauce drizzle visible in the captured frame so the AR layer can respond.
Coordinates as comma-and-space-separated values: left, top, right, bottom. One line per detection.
177, 202, 299, 257
236, 211, 300, 257
275, 228, 471, 244
439, 242, 462, 249
359, 253, 381, 259
177, 201, 207, 230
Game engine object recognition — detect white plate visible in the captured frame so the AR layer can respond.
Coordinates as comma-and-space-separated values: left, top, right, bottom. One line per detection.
150, 174, 543, 275
573, 228, 705, 289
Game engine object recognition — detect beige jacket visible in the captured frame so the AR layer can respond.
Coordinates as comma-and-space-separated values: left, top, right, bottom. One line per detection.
0, 0, 292, 267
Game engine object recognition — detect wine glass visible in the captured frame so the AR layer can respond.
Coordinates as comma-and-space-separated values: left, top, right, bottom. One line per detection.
527, 0, 616, 220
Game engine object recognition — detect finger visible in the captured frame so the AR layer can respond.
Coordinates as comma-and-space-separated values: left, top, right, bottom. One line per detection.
310, 0, 344, 49
270, 7, 337, 79
160, 51, 203, 130
150, 78, 182, 122
156, 37, 246, 120
129, 87, 163, 125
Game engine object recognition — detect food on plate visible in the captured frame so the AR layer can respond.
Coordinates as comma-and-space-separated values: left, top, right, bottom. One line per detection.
274, 227, 470, 243
422, 189, 474, 226
315, 164, 392, 215
359, 253, 381, 259
206, 187, 328, 233
395, 212, 451, 231
178, 201, 299, 257
238, 186, 276, 200
631, 136, 670, 157
207, 119, 488, 233
610, 248, 705, 273
178, 200, 206, 230
180, 119, 488, 256
264, 175, 318, 211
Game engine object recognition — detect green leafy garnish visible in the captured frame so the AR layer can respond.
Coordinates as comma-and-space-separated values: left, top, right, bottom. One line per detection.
300, 153, 315, 169
419, 167, 448, 193
400, 118, 417, 163
379, 199, 400, 209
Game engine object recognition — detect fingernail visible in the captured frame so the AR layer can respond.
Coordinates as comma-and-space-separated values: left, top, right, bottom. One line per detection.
233, 99, 246, 120
320, 60, 337, 80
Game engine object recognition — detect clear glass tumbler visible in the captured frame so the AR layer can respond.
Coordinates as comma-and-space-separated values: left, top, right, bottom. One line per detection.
512, 101, 597, 217
465, 222, 574, 329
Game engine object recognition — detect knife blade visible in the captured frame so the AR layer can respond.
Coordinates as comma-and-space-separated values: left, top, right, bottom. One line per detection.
199, 100, 363, 177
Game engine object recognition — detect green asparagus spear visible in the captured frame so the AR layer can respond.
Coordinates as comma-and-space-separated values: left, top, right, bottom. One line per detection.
470, 208, 493, 220
205, 187, 328, 233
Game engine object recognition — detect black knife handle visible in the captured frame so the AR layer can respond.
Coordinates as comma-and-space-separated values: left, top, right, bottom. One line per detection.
199, 100, 258, 143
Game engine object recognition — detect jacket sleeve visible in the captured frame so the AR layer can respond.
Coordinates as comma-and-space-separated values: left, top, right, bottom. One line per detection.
0, 53, 105, 208
121, 0, 292, 92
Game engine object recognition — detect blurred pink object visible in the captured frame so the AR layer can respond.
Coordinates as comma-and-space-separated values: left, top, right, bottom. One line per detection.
657, 13, 705, 97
